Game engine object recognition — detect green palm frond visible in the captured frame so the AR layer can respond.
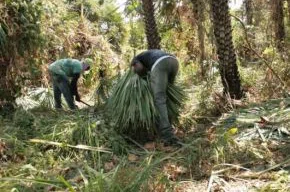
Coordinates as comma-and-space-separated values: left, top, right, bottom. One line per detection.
28, 87, 55, 108
106, 70, 156, 134
106, 70, 185, 136
0, 23, 8, 54
167, 83, 186, 123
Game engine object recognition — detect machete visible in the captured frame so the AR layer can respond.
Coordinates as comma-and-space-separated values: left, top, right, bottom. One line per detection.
78, 100, 92, 107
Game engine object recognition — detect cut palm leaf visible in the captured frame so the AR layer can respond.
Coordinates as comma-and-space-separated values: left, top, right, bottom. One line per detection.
106, 70, 185, 137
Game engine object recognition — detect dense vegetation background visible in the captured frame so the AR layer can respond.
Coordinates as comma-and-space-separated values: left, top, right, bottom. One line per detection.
1, 0, 290, 191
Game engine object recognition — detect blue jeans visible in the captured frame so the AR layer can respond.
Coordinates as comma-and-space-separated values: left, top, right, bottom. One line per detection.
51, 74, 76, 109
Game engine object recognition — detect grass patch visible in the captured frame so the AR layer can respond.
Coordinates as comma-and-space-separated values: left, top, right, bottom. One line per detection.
1, 96, 290, 191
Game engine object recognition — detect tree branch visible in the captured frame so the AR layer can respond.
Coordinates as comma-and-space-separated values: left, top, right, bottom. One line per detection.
230, 14, 285, 88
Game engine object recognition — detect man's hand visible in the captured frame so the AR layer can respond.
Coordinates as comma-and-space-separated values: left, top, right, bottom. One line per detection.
75, 94, 81, 102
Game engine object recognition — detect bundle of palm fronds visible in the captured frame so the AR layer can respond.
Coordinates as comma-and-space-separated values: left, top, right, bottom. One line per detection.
106, 70, 186, 137
27, 87, 55, 108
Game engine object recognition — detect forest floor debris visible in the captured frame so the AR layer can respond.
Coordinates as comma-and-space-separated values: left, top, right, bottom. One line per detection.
1, 97, 290, 191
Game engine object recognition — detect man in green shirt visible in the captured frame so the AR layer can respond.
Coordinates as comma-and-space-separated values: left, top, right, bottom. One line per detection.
48, 59, 91, 110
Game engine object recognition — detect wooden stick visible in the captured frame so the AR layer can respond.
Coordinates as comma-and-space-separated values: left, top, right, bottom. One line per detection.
29, 139, 111, 153
78, 100, 92, 107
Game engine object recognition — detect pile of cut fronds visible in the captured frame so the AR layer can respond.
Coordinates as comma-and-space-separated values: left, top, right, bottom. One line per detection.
106, 70, 186, 137
27, 87, 55, 108
16, 87, 55, 110
167, 83, 186, 123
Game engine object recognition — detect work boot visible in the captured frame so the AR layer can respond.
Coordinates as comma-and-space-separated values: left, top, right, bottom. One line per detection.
55, 107, 63, 112
162, 136, 183, 148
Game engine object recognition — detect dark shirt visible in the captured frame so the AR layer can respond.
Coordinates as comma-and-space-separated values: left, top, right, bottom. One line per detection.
70, 74, 80, 97
131, 49, 172, 70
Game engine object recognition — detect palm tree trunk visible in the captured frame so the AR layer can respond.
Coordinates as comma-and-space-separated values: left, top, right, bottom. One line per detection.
243, 0, 255, 61
210, 0, 243, 99
271, 0, 285, 52
141, 0, 161, 49
191, 0, 206, 77
287, 0, 290, 23
244, 0, 253, 25
0, 59, 15, 105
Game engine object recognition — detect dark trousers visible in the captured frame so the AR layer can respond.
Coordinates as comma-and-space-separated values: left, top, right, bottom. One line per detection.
51, 74, 76, 109
150, 57, 179, 140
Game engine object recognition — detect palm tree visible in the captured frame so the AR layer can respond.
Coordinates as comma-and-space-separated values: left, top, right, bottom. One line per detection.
271, 0, 285, 52
141, 0, 161, 49
210, 0, 243, 99
191, 0, 206, 77
243, 0, 255, 61
244, 0, 253, 25
288, 0, 290, 23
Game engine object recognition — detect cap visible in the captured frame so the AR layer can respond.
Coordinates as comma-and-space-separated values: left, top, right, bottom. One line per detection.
82, 58, 93, 71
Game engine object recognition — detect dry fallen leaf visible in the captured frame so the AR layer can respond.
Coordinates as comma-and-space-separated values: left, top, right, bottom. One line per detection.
128, 154, 138, 162
232, 99, 244, 107
104, 162, 115, 171
260, 116, 270, 123
207, 126, 216, 142
163, 163, 188, 181
144, 142, 156, 150
159, 144, 175, 152
279, 100, 286, 109
0, 144, 6, 160
112, 155, 119, 164
176, 165, 187, 174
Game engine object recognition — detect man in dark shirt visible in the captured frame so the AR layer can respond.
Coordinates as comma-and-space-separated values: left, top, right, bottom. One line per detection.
131, 49, 181, 146
48, 58, 91, 110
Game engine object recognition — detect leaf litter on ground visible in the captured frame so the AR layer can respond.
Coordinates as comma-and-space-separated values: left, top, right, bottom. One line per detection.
2, 94, 290, 191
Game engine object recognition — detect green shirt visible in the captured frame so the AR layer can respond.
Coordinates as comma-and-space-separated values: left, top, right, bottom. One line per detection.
48, 59, 82, 77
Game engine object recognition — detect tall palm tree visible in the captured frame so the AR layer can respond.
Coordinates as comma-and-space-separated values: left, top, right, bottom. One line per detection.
271, 0, 285, 52
288, 0, 290, 23
141, 0, 161, 49
191, 0, 206, 77
210, 0, 243, 99
244, 0, 253, 25
243, 0, 255, 61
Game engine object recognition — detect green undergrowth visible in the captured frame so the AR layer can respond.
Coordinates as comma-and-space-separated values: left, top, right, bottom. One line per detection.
0, 105, 211, 191
207, 97, 290, 190
0, 106, 194, 191
0, 107, 127, 191
1, 96, 290, 191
